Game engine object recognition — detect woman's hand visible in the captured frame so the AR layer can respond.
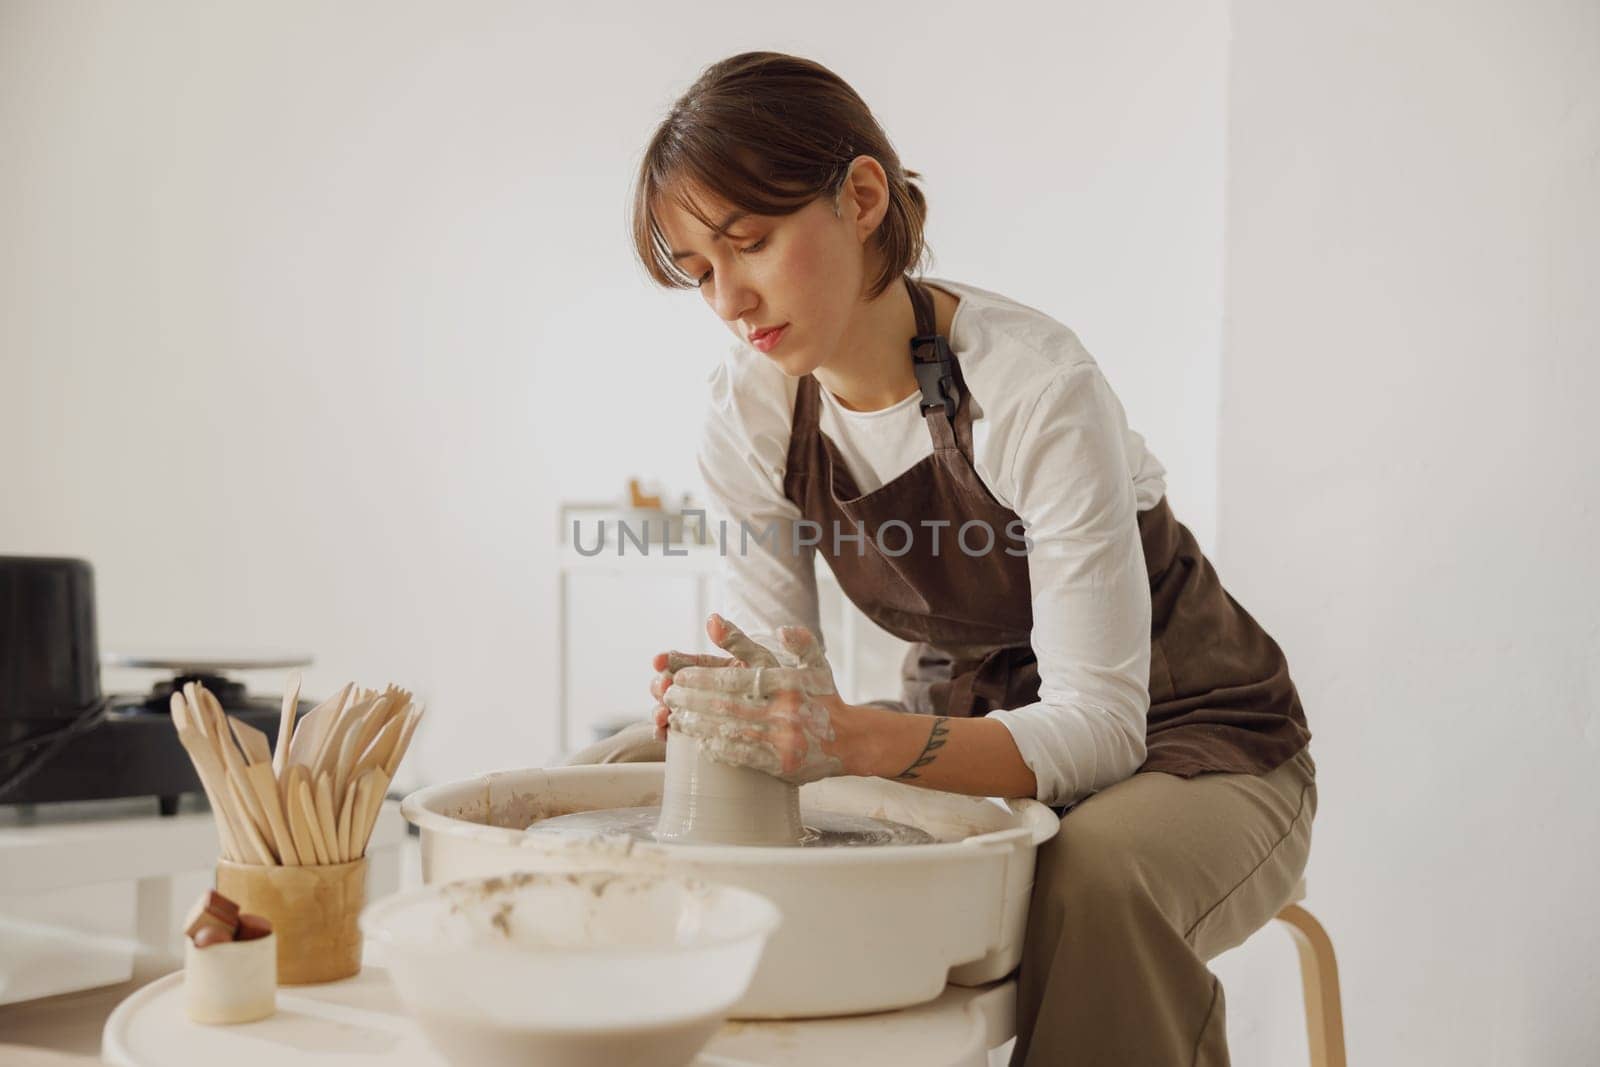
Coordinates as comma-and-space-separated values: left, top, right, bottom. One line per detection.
663, 625, 848, 785
646, 614, 1040, 799
647, 614, 782, 741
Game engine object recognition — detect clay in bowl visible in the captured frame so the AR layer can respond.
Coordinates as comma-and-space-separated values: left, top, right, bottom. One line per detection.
360, 870, 780, 1067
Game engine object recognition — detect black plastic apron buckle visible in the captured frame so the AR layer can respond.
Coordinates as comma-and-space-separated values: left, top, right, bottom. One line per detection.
911, 333, 962, 418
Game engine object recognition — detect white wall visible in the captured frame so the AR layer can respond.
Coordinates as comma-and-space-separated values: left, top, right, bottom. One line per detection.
22, 2, 1581, 1062
0, 0, 1227, 786
1219, 1, 1600, 1063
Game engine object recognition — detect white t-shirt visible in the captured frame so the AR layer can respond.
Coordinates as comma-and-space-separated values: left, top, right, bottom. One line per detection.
695, 277, 1168, 807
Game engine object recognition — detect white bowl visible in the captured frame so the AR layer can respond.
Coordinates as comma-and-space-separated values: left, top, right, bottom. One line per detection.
361, 870, 781, 1067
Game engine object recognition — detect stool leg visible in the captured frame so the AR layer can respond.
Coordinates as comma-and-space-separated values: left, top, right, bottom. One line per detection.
1276, 904, 1347, 1067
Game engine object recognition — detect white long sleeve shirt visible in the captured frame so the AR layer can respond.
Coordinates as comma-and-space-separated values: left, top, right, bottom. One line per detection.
694, 277, 1169, 807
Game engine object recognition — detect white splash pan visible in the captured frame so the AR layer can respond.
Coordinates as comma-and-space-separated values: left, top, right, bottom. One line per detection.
401, 765, 1059, 1019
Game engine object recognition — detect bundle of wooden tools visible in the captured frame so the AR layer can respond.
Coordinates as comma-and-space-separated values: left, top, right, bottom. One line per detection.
169, 678, 421, 865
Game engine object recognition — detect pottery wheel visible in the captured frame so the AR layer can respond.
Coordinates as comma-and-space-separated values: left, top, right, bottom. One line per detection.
529, 732, 934, 848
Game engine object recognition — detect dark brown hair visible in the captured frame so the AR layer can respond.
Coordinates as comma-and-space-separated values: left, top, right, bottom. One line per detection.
631, 52, 929, 300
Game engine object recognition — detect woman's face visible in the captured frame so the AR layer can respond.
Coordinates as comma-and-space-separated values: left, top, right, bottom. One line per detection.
654, 161, 887, 377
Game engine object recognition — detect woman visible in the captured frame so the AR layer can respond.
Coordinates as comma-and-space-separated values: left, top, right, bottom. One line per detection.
574, 51, 1315, 1066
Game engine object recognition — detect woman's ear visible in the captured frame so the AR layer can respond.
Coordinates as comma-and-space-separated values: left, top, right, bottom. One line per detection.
837, 155, 891, 245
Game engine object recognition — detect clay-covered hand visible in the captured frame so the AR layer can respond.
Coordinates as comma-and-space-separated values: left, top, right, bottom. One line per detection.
663, 625, 846, 785
648, 614, 784, 740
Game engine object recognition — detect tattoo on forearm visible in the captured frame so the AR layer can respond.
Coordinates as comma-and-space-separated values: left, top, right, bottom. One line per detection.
894, 717, 950, 780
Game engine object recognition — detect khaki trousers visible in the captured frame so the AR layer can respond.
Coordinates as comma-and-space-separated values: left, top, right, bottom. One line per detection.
1012, 746, 1318, 1066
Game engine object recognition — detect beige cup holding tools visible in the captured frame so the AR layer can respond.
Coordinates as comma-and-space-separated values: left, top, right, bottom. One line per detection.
217, 857, 367, 985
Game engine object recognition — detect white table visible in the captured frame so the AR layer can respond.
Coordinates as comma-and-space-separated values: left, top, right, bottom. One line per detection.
102, 964, 1016, 1067
0, 798, 406, 1005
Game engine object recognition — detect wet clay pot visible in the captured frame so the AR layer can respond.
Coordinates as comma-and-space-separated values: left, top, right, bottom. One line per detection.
653, 731, 805, 846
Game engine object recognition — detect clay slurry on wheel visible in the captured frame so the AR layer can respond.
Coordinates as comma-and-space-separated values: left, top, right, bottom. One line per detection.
527, 805, 934, 848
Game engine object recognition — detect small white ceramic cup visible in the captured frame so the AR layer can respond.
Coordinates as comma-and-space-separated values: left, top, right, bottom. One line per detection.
183, 931, 277, 1024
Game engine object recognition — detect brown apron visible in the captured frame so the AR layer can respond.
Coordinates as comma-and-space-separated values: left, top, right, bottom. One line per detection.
781, 275, 1310, 781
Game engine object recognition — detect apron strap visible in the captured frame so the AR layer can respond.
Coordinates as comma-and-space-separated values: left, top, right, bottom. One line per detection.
784, 374, 824, 479
905, 276, 963, 443
905, 276, 975, 457
792, 277, 975, 463
905, 272, 938, 336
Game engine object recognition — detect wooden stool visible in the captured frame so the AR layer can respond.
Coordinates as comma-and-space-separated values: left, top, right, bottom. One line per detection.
1274, 879, 1347, 1067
